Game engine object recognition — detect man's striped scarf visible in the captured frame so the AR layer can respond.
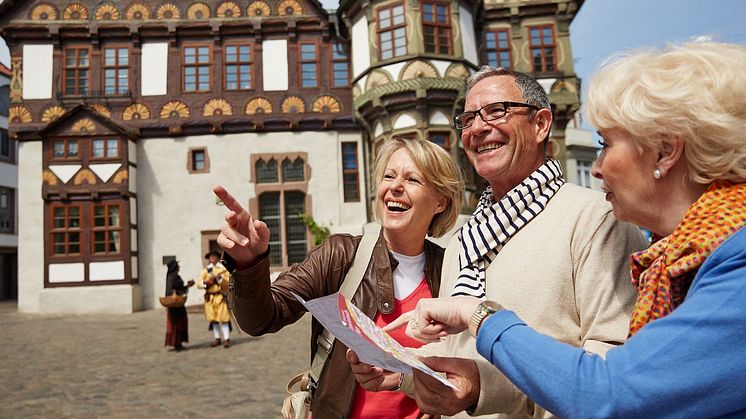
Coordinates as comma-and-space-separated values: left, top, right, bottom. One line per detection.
452, 159, 565, 298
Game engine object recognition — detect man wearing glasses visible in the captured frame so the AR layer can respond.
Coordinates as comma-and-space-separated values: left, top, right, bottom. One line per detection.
348, 67, 647, 418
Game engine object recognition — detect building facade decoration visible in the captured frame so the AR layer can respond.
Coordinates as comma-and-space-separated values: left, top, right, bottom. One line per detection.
1, 0, 584, 314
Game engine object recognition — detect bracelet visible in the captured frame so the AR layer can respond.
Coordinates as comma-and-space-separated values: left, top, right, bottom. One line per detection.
390, 373, 405, 391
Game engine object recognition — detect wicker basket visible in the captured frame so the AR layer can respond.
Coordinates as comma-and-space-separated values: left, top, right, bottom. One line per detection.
159, 293, 187, 308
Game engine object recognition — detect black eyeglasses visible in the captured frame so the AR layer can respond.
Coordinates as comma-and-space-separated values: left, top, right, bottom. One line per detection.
454, 101, 540, 129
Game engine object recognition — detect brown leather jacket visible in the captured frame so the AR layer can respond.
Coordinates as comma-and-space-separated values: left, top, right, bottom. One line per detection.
229, 230, 444, 418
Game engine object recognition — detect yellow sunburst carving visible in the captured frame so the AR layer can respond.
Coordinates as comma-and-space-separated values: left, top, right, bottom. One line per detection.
125, 3, 151, 20
247, 1, 271, 17
281, 96, 305, 113
187, 2, 211, 19
95, 4, 120, 20
550, 79, 578, 94
445, 64, 470, 80
122, 103, 151, 120
9, 106, 32, 124
41, 106, 66, 123
90, 103, 112, 118
277, 0, 303, 16
43, 169, 59, 186
203, 98, 233, 117
72, 118, 96, 133
160, 100, 191, 118
62, 3, 89, 20
312, 95, 342, 113
31, 4, 58, 20
401, 60, 438, 80
112, 169, 129, 184
244, 97, 273, 115
364, 70, 392, 91
73, 169, 97, 185
157, 3, 181, 19
217, 1, 241, 18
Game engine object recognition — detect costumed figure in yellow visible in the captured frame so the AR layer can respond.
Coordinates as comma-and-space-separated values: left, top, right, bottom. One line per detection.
198, 251, 232, 348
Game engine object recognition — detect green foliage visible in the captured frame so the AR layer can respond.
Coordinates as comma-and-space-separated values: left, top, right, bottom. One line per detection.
298, 212, 331, 246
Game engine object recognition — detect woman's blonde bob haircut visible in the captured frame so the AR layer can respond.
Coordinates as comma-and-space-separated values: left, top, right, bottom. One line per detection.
372, 138, 464, 238
586, 40, 746, 184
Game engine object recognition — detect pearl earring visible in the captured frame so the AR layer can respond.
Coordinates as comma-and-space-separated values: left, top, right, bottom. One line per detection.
653, 169, 662, 179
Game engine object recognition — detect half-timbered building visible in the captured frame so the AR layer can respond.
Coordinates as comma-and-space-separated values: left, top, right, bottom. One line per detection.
0, 0, 585, 313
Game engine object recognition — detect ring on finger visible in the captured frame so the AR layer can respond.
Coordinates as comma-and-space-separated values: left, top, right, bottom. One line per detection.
410, 318, 419, 329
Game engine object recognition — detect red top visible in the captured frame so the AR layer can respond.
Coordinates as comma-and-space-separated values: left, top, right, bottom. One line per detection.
348, 277, 431, 419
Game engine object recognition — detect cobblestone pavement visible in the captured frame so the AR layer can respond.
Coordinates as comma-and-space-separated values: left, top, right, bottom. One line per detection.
0, 301, 310, 418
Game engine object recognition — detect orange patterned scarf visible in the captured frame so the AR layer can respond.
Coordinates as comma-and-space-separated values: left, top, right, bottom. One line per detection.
628, 180, 746, 336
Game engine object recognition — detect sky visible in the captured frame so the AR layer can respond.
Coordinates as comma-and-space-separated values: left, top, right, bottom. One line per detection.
569, 0, 746, 127
2, 0, 745, 95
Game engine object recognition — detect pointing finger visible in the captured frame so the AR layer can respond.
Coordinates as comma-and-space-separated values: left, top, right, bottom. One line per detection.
213, 184, 247, 215
383, 311, 413, 333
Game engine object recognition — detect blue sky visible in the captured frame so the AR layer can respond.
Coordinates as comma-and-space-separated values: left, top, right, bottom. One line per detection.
570, 0, 746, 127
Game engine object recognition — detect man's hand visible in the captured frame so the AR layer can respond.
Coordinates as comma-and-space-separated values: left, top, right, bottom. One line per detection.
412, 356, 481, 416
346, 349, 402, 392
213, 184, 271, 270
383, 296, 481, 343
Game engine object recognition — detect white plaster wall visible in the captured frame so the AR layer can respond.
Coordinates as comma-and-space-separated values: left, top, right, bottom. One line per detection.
39, 285, 142, 314
392, 113, 416, 129
382, 62, 406, 82
17, 141, 44, 313
136, 130, 366, 309
262, 39, 288, 91
128, 140, 137, 165
141, 43, 168, 96
22, 44, 53, 99
89, 261, 125, 281
459, 6, 478, 66
351, 15, 371, 79
430, 60, 451, 78
48, 263, 85, 283
429, 110, 450, 125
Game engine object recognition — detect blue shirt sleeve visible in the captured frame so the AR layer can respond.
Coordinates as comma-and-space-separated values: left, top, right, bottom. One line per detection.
476, 228, 746, 418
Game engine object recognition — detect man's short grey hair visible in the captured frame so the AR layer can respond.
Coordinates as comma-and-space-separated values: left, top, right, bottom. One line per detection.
465, 66, 551, 117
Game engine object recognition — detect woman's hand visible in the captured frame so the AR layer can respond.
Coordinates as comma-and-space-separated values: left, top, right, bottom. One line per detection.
346, 349, 403, 392
213, 184, 271, 269
383, 297, 482, 343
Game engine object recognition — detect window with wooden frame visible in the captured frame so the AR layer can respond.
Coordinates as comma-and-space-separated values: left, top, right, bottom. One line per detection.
103, 47, 129, 96
91, 138, 120, 160
0, 187, 13, 234
0, 130, 12, 163
51, 139, 80, 161
188, 147, 210, 173
224, 44, 253, 90
341, 142, 360, 202
421, 1, 451, 54
183, 45, 212, 92
253, 154, 309, 267
50, 204, 82, 256
64, 47, 90, 96
528, 25, 556, 72
91, 203, 122, 255
576, 160, 593, 188
428, 131, 451, 151
331, 43, 350, 87
484, 29, 512, 68
299, 43, 319, 88
377, 2, 407, 60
